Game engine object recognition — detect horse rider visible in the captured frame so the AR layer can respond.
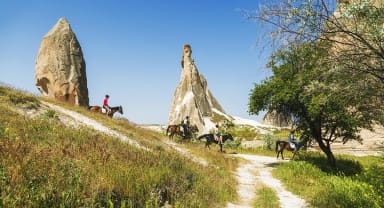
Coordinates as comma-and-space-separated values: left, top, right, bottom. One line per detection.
288, 130, 299, 150
214, 124, 223, 145
181, 116, 190, 136
103, 94, 111, 115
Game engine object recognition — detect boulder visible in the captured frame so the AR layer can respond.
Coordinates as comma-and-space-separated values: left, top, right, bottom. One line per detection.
262, 110, 292, 128
35, 18, 89, 107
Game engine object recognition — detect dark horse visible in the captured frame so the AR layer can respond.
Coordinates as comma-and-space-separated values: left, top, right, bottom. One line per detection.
166, 124, 198, 140
88, 105, 123, 118
275, 140, 301, 160
197, 133, 234, 152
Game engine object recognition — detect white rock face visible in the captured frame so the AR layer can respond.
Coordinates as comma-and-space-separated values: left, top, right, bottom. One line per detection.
35, 18, 89, 107
168, 44, 227, 132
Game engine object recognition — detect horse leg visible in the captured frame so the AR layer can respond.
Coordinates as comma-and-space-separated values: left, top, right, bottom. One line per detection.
281, 149, 285, 160
292, 150, 298, 159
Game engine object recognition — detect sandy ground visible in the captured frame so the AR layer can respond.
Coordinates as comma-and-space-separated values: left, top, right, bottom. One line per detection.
329, 126, 384, 156
226, 154, 307, 208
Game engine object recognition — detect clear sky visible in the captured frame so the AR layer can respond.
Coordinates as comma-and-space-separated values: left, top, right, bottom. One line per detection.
0, 0, 273, 124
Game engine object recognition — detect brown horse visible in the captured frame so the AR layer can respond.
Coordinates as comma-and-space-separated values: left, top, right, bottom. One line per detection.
275, 141, 300, 160
166, 124, 198, 140
88, 105, 123, 118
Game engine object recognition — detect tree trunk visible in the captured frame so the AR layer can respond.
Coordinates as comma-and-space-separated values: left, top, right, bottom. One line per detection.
315, 136, 336, 167
309, 120, 337, 167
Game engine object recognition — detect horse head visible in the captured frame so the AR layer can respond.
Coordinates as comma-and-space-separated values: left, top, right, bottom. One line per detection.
223, 134, 234, 142
119, 105, 123, 114
190, 124, 199, 133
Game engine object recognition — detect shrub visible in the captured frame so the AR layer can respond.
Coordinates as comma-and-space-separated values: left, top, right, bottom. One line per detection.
314, 177, 380, 208
262, 133, 280, 150
41, 109, 59, 120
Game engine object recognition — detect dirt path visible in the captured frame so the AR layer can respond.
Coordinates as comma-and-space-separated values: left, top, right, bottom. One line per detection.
44, 102, 209, 166
227, 154, 307, 208
43, 102, 149, 151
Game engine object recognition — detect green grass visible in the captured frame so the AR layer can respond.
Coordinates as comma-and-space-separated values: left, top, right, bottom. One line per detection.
0, 86, 237, 207
272, 152, 384, 208
253, 185, 279, 208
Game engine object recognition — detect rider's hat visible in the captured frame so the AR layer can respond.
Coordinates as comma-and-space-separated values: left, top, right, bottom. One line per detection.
105, 94, 110, 98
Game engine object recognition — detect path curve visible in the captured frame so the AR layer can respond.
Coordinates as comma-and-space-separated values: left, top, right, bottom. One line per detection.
44, 102, 208, 166
43, 102, 149, 151
227, 154, 307, 208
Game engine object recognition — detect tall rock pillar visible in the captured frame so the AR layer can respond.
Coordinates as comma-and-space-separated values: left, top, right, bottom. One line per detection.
168, 44, 227, 132
35, 18, 89, 107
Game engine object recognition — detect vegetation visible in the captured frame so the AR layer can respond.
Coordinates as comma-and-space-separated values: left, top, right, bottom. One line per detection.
0, 86, 237, 207
273, 153, 384, 207
247, 0, 384, 167
252, 185, 279, 208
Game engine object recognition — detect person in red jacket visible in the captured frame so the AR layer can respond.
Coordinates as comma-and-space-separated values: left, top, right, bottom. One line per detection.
103, 95, 111, 115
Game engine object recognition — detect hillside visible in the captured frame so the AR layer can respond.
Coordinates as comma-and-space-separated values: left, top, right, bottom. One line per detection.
0, 85, 238, 207
2, 85, 384, 208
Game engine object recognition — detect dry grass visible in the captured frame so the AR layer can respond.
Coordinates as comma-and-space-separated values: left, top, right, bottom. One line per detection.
0, 86, 237, 207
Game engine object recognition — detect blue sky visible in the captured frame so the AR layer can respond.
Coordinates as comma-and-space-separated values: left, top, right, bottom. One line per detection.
0, 0, 273, 124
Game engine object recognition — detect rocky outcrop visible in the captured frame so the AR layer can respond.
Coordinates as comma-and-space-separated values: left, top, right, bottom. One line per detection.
35, 18, 89, 107
168, 44, 228, 132
262, 110, 292, 128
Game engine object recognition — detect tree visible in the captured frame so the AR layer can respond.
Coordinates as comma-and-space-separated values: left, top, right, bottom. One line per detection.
247, 0, 384, 165
245, 0, 384, 100
249, 42, 377, 167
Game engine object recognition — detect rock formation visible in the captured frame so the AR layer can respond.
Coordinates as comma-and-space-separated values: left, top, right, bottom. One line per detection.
168, 44, 228, 132
262, 110, 292, 128
35, 18, 89, 107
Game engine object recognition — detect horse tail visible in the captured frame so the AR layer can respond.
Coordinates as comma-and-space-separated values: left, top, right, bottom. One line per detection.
275, 141, 280, 153
166, 126, 170, 135
88, 106, 93, 110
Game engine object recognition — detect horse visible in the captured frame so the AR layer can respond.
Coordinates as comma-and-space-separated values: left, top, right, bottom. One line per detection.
166, 124, 199, 140
275, 140, 301, 160
88, 105, 123, 118
197, 133, 234, 152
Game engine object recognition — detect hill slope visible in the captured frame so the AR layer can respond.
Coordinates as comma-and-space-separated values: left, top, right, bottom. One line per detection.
0, 85, 237, 207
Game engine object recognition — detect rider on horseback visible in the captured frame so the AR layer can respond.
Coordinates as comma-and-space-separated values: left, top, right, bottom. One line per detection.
181, 116, 190, 137
103, 95, 111, 115
214, 124, 223, 144
288, 130, 299, 150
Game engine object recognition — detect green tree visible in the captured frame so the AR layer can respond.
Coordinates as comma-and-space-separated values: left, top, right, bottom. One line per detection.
249, 42, 377, 167
247, 0, 384, 166
245, 0, 384, 113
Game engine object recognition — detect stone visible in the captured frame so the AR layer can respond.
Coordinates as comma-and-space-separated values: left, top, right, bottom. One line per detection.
262, 110, 292, 127
168, 44, 229, 132
35, 18, 89, 107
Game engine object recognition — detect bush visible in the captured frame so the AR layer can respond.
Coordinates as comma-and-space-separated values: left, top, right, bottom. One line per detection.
358, 165, 384, 205
314, 177, 380, 208
262, 134, 280, 150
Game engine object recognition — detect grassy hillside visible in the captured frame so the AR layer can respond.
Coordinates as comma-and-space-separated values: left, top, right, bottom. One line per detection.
273, 152, 384, 207
0, 86, 237, 207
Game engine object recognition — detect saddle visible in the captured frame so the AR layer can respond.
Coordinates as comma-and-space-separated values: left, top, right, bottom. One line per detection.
289, 142, 296, 149
101, 108, 107, 114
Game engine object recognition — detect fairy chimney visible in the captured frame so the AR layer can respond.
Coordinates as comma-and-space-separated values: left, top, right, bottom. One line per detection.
35, 18, 89, 107
168, 44, 228, 132
262, 110, 292, 127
